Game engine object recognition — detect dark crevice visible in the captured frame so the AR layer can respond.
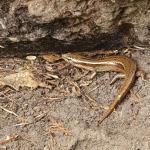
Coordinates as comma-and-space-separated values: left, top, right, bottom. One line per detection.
0, 23, 134, 58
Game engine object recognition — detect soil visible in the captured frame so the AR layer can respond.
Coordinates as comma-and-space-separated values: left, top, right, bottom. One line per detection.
0, 48, 150, 150
0, 1, 150, 149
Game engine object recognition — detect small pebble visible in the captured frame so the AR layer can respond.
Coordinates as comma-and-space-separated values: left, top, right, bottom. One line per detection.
27, 116, 34, 123
26, 55, 37, 61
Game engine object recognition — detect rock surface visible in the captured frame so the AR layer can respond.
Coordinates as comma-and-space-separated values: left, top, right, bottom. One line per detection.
0, 0, 149, 56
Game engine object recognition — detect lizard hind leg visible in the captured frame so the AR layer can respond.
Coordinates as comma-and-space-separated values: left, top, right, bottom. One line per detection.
110, 73, 126, 85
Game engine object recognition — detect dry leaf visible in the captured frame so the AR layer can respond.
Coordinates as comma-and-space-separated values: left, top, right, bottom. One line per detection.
0, 69, 46, 90
41, 54, 61, 62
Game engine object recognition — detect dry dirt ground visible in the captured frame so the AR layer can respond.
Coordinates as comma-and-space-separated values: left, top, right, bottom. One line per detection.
0, 49, 150, 150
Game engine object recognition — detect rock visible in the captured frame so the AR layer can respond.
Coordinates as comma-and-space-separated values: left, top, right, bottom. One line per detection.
0, 0, 149, 57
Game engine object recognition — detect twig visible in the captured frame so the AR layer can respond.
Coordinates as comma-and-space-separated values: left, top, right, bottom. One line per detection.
0, 135, 18, 145
48, 118, 71, 136
88, 85, 100, 93
83, 93, 109, 110
13, 123, 30, 127
0, 105, 18, 117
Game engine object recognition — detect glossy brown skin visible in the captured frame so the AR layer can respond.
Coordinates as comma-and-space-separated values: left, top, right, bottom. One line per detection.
62, 53, 137, 124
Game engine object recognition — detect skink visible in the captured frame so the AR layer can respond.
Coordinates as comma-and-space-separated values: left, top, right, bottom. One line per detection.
62, 53, 137, 124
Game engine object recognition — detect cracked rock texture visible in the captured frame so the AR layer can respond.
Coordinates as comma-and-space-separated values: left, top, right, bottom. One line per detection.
0, 0, 149, 54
